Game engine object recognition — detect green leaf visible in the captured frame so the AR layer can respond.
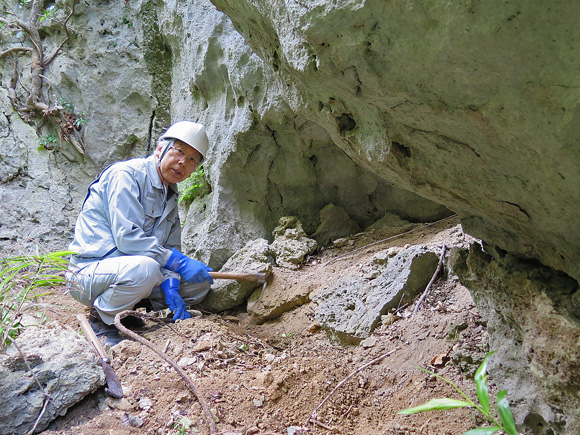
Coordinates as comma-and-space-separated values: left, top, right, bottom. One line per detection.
464, 427, 500, 435
496, 390, 519, 435
47, 250, 76, 258
475, 351, 495, 414
398, 398, 471, 414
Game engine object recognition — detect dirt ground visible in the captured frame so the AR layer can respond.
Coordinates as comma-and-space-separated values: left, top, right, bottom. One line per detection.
39, 216, 492, 435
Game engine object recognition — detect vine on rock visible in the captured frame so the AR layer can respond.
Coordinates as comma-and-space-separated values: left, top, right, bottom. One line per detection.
0, 0, 85, 154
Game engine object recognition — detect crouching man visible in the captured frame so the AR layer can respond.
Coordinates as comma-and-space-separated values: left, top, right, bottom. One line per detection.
66, 121, 214, 345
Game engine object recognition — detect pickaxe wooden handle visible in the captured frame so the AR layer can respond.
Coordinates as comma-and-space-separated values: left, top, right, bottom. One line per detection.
209, 271, 267, 283
77, 314, 124, 399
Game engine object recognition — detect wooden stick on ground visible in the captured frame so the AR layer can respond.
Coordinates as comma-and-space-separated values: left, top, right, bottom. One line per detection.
114, 310, 217, 434
411, 244, 447, 318
305, 347, 400, 427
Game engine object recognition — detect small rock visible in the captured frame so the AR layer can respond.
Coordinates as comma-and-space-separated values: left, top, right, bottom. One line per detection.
252, 396, 264, 407
175, 392, 190, 403
333, 238, 348, 248
360, 336, 377, 348
192, 340, 213, 352
177, 416, 193, 429
138, 397, 153, 411
177, 357, 196, 367
121, 413, 144, 428
187, 309, 203, 318
106, 397, 135, 411
288, 426, 308, 435
381, 312, 400, 326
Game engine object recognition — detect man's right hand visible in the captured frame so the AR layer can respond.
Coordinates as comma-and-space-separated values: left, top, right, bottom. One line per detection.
164, 249, 214, 284
160, 278, 191, 321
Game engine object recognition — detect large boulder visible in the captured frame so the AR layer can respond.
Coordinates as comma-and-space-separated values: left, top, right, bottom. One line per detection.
200, 238, 273, 312
247, 267, 311, 323
311, 204, 361, 246
0, 324, 105, 435
269, 217, 318, 270
313, 245, 439, 344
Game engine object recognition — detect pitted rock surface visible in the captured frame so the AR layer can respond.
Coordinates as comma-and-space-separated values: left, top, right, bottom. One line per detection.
200, 238, 273, 312
269, 216, 318, 270
314, 245, 439, 344
0, 324, 104, 435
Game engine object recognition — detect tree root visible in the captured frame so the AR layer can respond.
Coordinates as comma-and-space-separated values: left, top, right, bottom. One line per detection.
114, 310, 218, 434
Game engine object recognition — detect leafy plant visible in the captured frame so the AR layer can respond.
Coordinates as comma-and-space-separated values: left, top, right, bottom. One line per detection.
398, 351, 520, 435
121, 15, 133, 27
57, 97, 87, 126
178, 164, 211, 204
0, 251, 73, 349
38, 133, 58, 151
39, 4, 58, 22
173, 421, 189, 435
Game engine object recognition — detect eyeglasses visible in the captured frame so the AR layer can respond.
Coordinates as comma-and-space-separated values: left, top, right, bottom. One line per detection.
167, 144, 201, 167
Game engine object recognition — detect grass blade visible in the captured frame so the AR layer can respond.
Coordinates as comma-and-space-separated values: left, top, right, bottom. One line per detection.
475, 351, 495, 414
496, 390, 519, 435
398, 398, 471, 414
0, 250, 71, 349
464, 427, 500, 435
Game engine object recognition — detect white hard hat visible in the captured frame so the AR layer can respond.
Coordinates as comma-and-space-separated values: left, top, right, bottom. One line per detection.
161, 121, 209, 158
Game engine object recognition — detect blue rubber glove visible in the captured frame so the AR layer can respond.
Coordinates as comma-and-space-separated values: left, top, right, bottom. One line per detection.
164, 249, 214, 284
160, 278, 191, 321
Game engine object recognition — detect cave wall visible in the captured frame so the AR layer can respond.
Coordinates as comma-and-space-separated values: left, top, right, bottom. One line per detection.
209, 0, 580, 286
451, 244, 580, 434
154, 0, 449, 266
0, 0, 158, 253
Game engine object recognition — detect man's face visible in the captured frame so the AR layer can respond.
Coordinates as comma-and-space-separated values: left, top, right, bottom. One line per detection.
155, 140, 202, 184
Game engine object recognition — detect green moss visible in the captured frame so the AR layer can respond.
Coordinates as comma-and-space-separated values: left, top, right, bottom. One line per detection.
178, 164, 211, 205
141, 1, 172, 132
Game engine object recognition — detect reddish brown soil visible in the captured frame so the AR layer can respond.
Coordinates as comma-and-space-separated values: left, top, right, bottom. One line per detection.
40, 217, 490, 435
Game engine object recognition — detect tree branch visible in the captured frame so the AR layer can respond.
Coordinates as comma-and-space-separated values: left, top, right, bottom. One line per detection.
411, 244, 447, 317
44, 0, 76, 67
115, 310, 218, 434
0, 47, 32, 59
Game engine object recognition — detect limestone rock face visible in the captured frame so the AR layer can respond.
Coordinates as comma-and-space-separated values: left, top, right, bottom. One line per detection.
0, 0, 158, 255
450, 244, 580, 434
210, 0, 580, 286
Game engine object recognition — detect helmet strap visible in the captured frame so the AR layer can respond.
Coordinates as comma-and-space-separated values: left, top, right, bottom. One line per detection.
156, 139, 175, 186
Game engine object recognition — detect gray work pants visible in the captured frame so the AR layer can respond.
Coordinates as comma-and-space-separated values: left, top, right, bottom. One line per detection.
66, 255, 211, 325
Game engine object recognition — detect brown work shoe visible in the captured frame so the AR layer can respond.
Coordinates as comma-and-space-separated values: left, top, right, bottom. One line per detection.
88, 309, 123, 347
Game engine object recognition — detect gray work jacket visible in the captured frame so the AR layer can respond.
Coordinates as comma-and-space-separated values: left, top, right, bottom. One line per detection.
69, 155, 180, 279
